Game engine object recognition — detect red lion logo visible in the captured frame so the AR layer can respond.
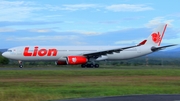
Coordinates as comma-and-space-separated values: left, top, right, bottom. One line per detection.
151, 32, 161, 43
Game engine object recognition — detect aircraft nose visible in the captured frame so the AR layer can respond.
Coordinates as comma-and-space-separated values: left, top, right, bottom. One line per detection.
2, 52, 7, 57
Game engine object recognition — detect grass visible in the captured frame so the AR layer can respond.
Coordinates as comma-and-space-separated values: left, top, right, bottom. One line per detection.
0, 67, 180, 101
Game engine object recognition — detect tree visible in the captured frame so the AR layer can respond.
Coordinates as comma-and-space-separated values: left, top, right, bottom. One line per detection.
0, 53, 9, 65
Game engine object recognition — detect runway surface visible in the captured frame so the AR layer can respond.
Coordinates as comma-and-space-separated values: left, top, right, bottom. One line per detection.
0, 67, 82, 70
55, 95, 180, 101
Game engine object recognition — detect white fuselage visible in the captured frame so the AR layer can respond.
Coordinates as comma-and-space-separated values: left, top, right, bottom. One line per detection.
2, 45, 153, 61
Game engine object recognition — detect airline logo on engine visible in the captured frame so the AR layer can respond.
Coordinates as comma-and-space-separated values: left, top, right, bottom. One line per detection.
23, 46, 57, 56
151, 32, 161, 43
72, 58, 77, 63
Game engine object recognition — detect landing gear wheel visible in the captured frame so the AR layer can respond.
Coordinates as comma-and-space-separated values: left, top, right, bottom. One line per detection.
94, 64, 99, 68
86, 64, 90, 68
81, 63, 100, 68
18, 61, 23, 68
90, 64, 94, 68
19, 65, 23, 68
81, 64, 86, 68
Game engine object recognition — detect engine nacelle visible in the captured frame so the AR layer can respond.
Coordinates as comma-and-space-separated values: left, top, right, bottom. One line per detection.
67, 56, 87, 65
55, 61, 67, 65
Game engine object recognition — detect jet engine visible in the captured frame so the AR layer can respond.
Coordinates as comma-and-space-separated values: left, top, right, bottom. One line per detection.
55, 61, 67, 65
67, 56, 87, 65
55, 56, 88, 65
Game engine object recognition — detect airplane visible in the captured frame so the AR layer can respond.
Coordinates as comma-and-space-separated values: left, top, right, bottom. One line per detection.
2, 24, 177, 68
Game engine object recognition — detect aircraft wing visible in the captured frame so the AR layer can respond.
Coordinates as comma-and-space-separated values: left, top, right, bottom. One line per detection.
81, 45, 138, 58
151, 44, 178, 52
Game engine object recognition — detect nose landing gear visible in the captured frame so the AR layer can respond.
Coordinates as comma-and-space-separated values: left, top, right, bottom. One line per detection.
18, 61, 23, 68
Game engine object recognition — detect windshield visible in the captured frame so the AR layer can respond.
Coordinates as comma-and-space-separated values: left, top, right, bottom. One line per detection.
6, 50, 12, 52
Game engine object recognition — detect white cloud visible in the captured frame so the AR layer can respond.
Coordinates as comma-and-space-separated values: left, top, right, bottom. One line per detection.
79, 31, 101, 35
0, 0, 44, 21
69, 30, 101, 35
70, 41, 87, 45
0, 28, 16, 32
6, 35, 79, 41
47, 4, 99, 11
106, 4, 154, 12
146, 17, 174, 28
30, 29, 51, 33
62, 4, 98, 11
114, 39, 144, 45
0, 1, 100, 22
168, 13, 180, 18
163, 37, 180, 44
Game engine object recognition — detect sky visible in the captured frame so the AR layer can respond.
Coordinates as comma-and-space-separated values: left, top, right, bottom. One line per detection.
0, 0, 180, 48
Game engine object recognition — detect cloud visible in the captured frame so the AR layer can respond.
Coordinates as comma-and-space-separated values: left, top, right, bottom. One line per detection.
114, 39, 144, 45
167, 13, 180, 18
106, 4, 154, 12
68, 30, 101, 35
0, 28, 16, 32
0, 21, 63, 27
146, 17, 174, 28
29, 29, 51, 33
122, 16, 144, 21
62, 4, 98, 11
99, 20, 120, 24
6, 35, 79, 41
163, 36, 180, 44
0, 1, 154, 24
46, 4, 99, 11
0, 0, 44, 21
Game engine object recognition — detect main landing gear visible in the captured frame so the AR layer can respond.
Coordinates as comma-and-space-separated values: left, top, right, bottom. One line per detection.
81, 64, 99, 68
18, 61, 23, 68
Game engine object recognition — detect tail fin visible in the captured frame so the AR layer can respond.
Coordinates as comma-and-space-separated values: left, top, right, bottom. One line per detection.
145, 24, 167, 46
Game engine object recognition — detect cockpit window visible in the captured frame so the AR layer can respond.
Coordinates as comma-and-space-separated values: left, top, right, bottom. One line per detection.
7, 50, 12, 52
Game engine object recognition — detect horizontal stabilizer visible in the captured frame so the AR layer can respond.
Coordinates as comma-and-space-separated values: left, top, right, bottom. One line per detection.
151, 44, 178, 52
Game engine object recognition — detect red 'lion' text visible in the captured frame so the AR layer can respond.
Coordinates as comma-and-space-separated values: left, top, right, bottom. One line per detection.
23, 47, 57, 56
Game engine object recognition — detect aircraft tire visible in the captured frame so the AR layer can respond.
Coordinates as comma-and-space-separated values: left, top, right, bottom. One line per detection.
90, 64, 94, 68
81, 64, 86, 68
95, 64, 99, 68
19, 65, 23, 68
85, 64, 93, 68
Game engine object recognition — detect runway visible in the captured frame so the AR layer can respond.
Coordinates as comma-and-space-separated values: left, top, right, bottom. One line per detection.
0, 67, 83, 70
56, 95, 180, 101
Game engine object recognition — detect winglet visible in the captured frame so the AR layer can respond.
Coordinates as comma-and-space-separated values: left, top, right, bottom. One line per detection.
137, 40, 147, 46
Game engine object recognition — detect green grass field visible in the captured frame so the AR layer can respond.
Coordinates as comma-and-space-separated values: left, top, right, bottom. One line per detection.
0, 66, 180, 101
